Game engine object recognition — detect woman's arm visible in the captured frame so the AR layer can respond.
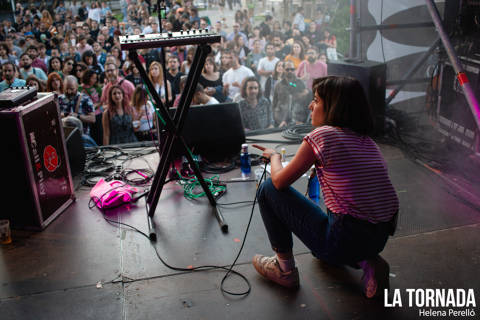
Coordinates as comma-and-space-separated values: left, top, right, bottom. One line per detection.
254, 141, 316, 190
102, 111, 110, 145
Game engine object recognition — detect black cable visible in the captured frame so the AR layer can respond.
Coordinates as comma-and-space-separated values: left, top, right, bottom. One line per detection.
281, 124, 313, 142
92, 162, 269, 297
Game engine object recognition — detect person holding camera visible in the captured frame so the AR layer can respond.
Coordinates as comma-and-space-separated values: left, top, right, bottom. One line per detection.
271, 61, 309, 127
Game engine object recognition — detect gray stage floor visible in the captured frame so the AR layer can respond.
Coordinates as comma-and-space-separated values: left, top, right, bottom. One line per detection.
1, 133, 480, 320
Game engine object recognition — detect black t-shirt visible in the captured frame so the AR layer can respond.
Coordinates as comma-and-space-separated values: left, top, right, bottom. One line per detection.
166, 71, 184, 95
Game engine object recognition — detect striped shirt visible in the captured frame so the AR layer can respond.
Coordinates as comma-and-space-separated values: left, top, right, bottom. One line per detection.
304, 126, 399, 223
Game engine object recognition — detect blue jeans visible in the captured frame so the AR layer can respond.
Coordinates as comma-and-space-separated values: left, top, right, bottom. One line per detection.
257, 178, 392, 265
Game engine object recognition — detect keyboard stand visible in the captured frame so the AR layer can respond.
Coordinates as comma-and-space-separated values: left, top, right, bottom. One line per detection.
127, 42, 228, 241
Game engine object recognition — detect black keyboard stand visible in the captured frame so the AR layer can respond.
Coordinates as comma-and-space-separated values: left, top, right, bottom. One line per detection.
127, 44, 228, 241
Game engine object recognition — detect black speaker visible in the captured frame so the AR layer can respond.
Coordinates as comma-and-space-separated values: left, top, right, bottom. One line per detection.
437, 58, 480, 150
0, 93, 75, 230
327, 60, 386, 135
63, 126, 86, 177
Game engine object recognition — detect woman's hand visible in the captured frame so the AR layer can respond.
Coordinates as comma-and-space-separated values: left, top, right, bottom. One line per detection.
252, 144, 279, 161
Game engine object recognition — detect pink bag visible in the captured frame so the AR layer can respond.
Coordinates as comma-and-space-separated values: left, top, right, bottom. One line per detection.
90, 179, 139, 209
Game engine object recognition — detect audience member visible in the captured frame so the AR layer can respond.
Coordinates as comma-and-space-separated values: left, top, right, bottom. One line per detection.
257, 43, 279, 88
222, 51, 254, 101
0, 62, 26, 91
192, 83, 219, 105
199, 56, 226, 103
101, 61, 135, 107
19, 52, 47, 81
102, 85, 137, 145
25, 74, 46, 91
296, 46, 328, 90
238, 77, 273, 131
46, 72, 64, 94
272, 61, 310, 127
131, 86, 156, 141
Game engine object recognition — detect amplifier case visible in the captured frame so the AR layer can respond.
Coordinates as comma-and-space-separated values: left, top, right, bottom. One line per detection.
327, 60, 386, 135
437, 57, 480, 150
0, 93, 75, 230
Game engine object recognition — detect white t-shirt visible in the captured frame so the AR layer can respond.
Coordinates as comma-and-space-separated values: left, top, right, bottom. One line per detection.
222, 66, 255, 100
257, 56, 279, 88
205, 96, 219, 105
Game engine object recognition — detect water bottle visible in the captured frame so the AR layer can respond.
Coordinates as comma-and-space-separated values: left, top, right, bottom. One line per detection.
240, 143, 251, 175
308, 169, 320, 204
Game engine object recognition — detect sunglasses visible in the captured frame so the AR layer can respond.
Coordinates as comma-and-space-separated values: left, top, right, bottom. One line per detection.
285, 68, 295, 71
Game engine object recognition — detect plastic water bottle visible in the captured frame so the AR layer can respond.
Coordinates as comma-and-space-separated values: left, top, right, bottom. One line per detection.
240, 143, 251, 175
308, 169, 320, 204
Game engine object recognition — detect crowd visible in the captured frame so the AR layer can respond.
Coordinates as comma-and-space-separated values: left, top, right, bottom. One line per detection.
0, 0, 337, 146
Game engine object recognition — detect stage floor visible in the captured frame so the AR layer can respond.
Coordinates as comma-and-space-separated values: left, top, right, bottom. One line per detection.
1, 133, 480, 320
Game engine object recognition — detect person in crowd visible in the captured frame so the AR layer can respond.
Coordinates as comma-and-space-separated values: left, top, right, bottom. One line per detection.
264, 60, 284, 102
5, 35, 21, 59
0, 42, 17, 65
110, 46, 124, 69
58, 75, 96, 146
92, 41, 107, 67
48, 56, 63, 77
0, 62, 26, 92
19, 52, 47, 81
259, 15, 273, 39
40, 10, 54, 29
257, 43, 280, 88
272, 32, 290, 60
272, 61, 310, 127
219, 49, 232, 75
199, 56, 226, 103
125, 62, 143, 88
74, 62, 88, 82
101, 61, 135, 107
248, 26, 266, 51
62, 57, 75, 76
166, 55, 184, 96
293, 7, 306, 33
46, 72, 64, 94
233, 34, 250, 66
79, 69, 103, 145
192, 83, 219, 105
284, 41, 305, 70
88, 1, 102, 24
245, 39, 265, 75
180, 46, 194, 74
148, 60, 172, 104
26, 74, 46, 92
131, 86, 156, 141
238, 76, 273, 131
320, 29, 338, 61
305, 22, 320, 44
297, 46, 328, 90
252, 76, 398, 298
26, 45, 48, 73
222, 50, 255, 101
76, 35, 92, 57
227, 23, 248, 44
102, 84, 138, 145
82, 50, 103, 75
37, 43, 49, 67
214, 21, 228, 39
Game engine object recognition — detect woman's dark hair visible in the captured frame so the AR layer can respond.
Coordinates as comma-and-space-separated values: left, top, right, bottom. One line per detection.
26, 74, 46, 91
82, 50, 98, 66
203, 56, 218, 73
0, 42, 10, 55
312, 76, 374, 135
82, 68, 97, 85
48, 56, 63, 74
241, 76, 262, 99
